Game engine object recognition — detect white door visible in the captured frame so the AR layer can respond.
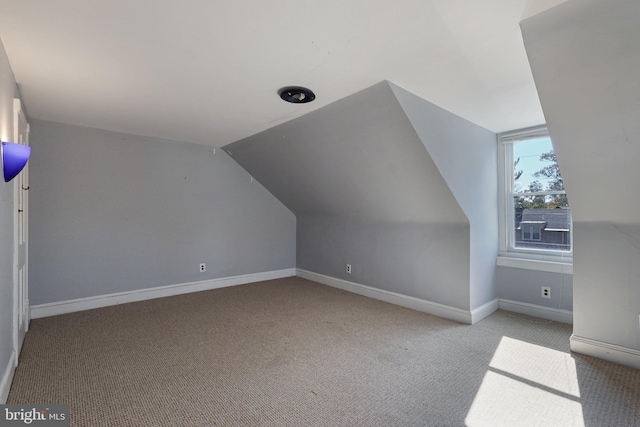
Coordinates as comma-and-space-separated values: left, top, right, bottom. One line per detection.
13, 98, 29, 361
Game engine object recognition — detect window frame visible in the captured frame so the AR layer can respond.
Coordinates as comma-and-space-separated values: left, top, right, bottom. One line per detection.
498, 126, 573, 263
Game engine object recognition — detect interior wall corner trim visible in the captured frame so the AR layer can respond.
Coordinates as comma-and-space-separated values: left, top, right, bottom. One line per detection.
30, 269, 297, 319
471, 299, 499, 325
296, 268, 472, 324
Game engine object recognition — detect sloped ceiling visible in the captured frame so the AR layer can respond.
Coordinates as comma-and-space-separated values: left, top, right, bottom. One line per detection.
224, 81, 466, 225
0, 0, 567, 147
521, 0, 640, 224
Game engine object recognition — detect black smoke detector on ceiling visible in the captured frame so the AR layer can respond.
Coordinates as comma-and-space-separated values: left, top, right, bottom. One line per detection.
278, 86, 315, 103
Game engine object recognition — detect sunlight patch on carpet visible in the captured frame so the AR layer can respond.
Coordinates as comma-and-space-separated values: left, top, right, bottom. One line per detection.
465, 336, 584, 427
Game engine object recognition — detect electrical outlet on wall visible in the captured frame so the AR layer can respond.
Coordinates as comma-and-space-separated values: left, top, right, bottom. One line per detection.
199, 263, 206, 272
346, 264, 352, 274
541, 286, 551, 299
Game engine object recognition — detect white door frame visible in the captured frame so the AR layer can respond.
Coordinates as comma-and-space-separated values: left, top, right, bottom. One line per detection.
12, 98, 29, 365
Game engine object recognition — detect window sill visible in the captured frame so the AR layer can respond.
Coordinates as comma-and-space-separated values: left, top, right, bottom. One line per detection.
497, 254, 573, 274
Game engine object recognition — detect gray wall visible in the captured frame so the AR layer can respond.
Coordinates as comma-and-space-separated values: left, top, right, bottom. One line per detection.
29, 120, 296, 305
522, 0, 640, 351
0, 39, 18, 399
296, 217, 469, 307
390, 83, 498, 310
497, 267, 573, 311
224, 82, 473, 310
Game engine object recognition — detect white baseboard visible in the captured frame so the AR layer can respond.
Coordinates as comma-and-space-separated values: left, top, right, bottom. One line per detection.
570, 335, 640, 370
296, 269, 475, 324
31, 268, 296, 319
498, 299, 573, 324
471, 299, 499, 324
1, 351, 16, 404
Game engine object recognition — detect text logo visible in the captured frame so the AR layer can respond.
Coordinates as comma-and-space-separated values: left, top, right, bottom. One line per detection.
0, 405, 69, 427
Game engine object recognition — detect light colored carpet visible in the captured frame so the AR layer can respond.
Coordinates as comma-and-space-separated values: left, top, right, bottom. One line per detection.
8, 277, 640, 426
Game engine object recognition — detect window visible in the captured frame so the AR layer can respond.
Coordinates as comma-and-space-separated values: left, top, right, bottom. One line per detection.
522, 224, 542, 241
499, 126, 572, 258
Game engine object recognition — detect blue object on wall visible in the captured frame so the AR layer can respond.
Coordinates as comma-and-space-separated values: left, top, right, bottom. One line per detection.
2, 141, 31, 182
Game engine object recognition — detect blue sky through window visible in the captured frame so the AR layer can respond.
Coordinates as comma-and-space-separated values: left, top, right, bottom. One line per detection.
513, 137, 555, 193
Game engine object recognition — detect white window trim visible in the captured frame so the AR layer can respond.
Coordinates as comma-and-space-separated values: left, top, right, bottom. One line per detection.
496, 256, 573, 274
497, 125, 573, 265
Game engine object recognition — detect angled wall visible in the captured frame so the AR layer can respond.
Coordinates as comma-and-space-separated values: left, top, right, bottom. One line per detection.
390, 83, 498, 311
29, 120, 296, 305
225, 81, 499, 320
522, 0, 640, 367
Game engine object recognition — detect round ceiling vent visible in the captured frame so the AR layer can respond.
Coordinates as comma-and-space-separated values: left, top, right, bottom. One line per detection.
278, 87, 316, 103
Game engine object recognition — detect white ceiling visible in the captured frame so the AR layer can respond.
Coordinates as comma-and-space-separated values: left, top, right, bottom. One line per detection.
0, 0, 567, 147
